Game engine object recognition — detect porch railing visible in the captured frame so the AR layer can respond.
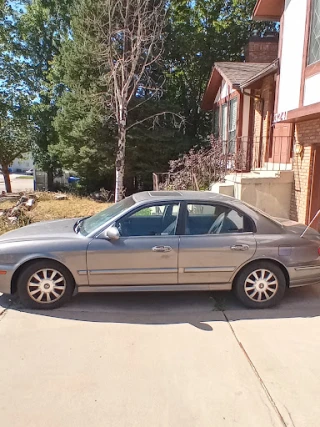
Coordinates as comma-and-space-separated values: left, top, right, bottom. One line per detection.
152, 135, 294, 191
233, 135, 294, 172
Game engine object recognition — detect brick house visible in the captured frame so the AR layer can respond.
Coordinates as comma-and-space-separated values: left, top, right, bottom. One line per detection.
202, 34, 294, 218
254, 0, 320, 226
202, 0, 320, 224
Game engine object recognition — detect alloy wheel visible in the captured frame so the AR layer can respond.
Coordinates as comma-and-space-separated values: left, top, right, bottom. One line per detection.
27, 268, 66, 304
244, 269, 279, 302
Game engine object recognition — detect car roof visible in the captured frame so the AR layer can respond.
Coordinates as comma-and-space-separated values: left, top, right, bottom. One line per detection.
132, 191, 236, 203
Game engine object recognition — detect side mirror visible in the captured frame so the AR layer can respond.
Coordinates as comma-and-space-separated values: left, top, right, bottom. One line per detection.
105, 226, 120, 241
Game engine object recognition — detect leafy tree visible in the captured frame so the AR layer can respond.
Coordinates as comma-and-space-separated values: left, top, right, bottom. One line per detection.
77, 0, 171, 201
49, 0, 117, 192
52, 0, 182, 198
0, 98, 34, 192
164, 0, 277, 146
17, 0, 73, 188
3, 0, 276, 195
125, 99, 185, 192
0, 1, 35, 192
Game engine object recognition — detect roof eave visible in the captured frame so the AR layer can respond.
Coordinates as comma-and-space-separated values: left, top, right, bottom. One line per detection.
252, 15, 281, 22
201, 67, 223, 111
252, 0, 284, 22
240, 60, 279, 89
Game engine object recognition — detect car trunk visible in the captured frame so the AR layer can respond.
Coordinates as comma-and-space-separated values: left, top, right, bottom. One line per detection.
274, 217, 320, 241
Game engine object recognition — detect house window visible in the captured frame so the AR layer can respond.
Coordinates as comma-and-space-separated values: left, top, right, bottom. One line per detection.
213, 109, 219, 138
213, 98, 238, 153
221, 104, 228, 152
228, 98, 237, 153
308, 0, 320, 65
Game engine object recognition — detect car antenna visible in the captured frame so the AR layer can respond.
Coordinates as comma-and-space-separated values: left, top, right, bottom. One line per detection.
300, 209, 320, 238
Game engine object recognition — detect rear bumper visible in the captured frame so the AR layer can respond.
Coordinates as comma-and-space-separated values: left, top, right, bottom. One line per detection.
288, 265, 320, 288
290, 277, 320, 288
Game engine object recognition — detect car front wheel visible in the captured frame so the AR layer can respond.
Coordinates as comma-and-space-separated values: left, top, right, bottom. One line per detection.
17, 260, 75, 309
234, 261, 286, 309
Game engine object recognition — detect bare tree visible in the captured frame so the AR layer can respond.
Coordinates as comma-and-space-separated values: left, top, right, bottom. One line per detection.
86, 0, 170, 201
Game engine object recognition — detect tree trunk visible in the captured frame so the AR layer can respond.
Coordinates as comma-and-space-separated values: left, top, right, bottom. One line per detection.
2, 164, 12, 193
47, 167, 54, 191
115, 124, 126, 202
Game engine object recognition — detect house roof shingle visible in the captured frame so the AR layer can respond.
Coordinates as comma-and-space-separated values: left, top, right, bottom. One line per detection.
214, 62, 269, 88
201, 60, 279, 111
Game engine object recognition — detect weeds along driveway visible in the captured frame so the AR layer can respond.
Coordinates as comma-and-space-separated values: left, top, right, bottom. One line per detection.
1, 287, 320, 427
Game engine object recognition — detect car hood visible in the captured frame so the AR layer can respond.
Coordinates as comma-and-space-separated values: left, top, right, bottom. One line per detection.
0, 218, 79, 243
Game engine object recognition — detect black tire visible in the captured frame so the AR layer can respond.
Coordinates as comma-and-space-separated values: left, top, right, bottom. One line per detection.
233, 261, 286, 309
17, 260, 75, 309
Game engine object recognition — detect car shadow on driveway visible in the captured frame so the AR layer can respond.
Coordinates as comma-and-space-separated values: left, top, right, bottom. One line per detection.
1, 285, 320, 330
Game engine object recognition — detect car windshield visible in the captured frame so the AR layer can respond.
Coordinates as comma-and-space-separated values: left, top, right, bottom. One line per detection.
79, 196, 135, 236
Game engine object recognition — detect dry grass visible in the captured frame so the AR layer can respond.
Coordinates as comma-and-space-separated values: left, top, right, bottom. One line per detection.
30, 194, 108, 222
0, 192, 109, 235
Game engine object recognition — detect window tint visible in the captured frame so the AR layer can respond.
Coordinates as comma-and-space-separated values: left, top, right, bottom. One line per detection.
116, 203, 180, 237
186, 203, 251, 235
187, 204, 216, 216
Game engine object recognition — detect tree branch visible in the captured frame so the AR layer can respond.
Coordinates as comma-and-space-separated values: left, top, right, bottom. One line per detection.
126, 111, 184, 132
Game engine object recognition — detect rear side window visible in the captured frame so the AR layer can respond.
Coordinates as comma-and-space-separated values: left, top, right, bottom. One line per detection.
186, 203, 254, 235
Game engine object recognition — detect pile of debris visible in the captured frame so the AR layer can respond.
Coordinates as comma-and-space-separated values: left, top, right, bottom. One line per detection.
0, 193, 38, 225
90, 188, 113, 203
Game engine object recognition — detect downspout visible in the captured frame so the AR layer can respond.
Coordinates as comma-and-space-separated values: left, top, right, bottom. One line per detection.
258, 98, 265, 168
308, 147, 317, 224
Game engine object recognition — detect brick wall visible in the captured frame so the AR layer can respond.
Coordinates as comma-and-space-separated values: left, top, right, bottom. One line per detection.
245, 37, 278, 63
290, 119, 320, 223
290, 145, 313, 223
251, 75, 275, 168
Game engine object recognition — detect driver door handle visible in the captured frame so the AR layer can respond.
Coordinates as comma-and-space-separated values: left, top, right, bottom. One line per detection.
230, 244, 249, 251
152, 246, 172, 253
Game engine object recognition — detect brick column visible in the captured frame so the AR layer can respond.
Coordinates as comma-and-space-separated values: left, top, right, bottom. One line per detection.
290, 119, 320, 223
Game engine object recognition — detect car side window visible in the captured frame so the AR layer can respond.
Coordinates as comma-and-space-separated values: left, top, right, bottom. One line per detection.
186, 203, 251, 235
116, 203, 180, 237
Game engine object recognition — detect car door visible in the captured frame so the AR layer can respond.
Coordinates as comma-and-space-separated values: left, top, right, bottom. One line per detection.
87, 202, 181, 286
178, 202, 257, 286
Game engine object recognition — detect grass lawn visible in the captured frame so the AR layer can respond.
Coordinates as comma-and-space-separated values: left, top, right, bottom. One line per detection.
0, 193, 109, 235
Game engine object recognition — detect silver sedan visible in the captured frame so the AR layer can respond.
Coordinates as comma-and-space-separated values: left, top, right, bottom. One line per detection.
0, 191, 320, 309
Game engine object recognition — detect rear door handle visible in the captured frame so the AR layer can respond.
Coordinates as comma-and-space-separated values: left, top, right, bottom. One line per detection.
230, 244, 249, 251
152, 246, 172, 253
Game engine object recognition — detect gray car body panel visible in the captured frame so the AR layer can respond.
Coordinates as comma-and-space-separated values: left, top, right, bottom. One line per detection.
0, 191, 319, 295
0, 219, 90, 293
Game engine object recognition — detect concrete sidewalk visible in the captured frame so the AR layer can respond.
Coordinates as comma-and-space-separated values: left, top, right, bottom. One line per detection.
1, 287, 320, 427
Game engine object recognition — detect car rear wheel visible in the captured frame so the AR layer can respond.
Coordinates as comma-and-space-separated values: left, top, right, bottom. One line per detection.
234, 261, 286, 309
17, 260, 75, 309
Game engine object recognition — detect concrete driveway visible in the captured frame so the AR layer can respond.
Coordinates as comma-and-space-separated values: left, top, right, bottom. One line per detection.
1, 286, 320, 427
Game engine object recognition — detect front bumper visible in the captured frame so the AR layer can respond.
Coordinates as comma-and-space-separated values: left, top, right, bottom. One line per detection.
0, 265, 15, 294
